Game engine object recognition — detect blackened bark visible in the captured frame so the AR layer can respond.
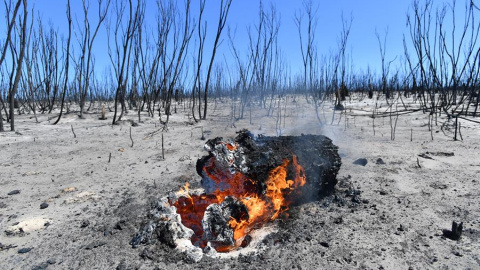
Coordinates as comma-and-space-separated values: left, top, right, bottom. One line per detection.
198, 129, 342, 203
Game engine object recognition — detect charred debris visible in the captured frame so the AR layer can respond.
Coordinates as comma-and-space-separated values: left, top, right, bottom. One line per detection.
131, 130, 364, 260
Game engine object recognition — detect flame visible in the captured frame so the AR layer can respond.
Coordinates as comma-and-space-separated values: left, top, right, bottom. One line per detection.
170, 155, 306, 252
225, 142, 238, 151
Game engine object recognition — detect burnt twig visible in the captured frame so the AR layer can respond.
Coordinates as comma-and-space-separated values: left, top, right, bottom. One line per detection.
454, 116, 458, 141
459, 121, 463, 141
130, 127, 134, 147
71, 125, 76, 138
162, 133, 165, 160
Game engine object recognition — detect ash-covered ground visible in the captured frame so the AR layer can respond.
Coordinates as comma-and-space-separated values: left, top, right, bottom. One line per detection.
1, 96, 479, 269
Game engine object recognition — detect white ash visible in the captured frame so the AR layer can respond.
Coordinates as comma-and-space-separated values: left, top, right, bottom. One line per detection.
131, 193, 276, 262
204, 140, 249, 174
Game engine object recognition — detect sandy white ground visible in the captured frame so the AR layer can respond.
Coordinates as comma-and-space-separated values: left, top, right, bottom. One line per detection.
0, 95, 479, 269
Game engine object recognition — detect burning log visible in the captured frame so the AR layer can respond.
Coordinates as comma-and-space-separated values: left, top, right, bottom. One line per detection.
197, 130, 341, 204
132, 130, 341, 258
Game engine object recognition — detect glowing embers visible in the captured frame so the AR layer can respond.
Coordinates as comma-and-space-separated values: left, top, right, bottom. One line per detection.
169, 155, 306, 252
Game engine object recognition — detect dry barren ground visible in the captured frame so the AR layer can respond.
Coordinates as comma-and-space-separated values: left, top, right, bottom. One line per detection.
1, 96, 479, 269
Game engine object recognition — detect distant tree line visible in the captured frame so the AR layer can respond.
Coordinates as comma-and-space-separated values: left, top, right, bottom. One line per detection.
0, 0, 479, 131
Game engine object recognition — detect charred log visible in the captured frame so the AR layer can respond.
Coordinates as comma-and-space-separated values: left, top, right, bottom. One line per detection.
197, 129, 342, 203
132, 130, 341, 257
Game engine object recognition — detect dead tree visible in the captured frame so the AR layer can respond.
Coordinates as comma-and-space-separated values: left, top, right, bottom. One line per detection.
151, 0, 174, 120
0, 0, 23, 132
375, 28, 397, 102
6, 0, 28, 131
294, 0, 318, 104
136, 0, 173, 120
108, 0, 142, 125
36, 19, 60, 114
317, 13, 352, 123
333, 14, 352, 111
228, 2, 280, 120
227, 27, 249, 120
406, 0, 480, 126
161, 0, 194, 126
53, 0, 72, 125
295, 0, 326, 122
201, 0, 232, 120
438, 1, 479, 113
135, 2, 163, 121
74, 0, 110, 119
191, 0, 207, 121
22, 6, 38, 122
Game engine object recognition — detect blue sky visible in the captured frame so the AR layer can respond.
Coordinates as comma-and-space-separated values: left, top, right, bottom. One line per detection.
1, 0, 470, 79
228, 0, 412, 74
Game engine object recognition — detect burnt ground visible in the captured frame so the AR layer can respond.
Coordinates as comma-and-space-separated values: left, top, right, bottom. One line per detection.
1, 96, 480, 269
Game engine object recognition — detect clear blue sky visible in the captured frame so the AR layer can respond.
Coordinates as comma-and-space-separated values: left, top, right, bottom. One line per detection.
1, 0, 470, 79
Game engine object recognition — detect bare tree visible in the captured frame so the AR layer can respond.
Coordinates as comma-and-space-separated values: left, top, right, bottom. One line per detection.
406, 0, 480, 122
294, 0, 318, 103
22, 6, 38, 122
0, 0, 23, 132
228, 1, 280, 119
201, 0, 232, 119
73, 0, 110, 119
191, 0, 206, 121
35, 20, 61, 114
107, 0, 143, 125
376, 28, 397, 101
160, 0, 194, 126
5, 0, 28, 131
332, 14, 352, 110
53, 0, 72, 125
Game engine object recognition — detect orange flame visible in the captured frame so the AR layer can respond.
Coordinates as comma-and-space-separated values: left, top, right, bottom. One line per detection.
170, 155, 306, 251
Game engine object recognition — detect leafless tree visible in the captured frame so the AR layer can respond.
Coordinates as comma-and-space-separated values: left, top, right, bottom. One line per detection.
22, 6, 38, 122
191, 0, 206, 121
107, 0, 142, 124
438, 0, 479, 111
406, 0, 480, 122
0, 0, 23, 132
159, 0, 194, 126
36, 20, 61, 113
134, 1, 163, 121
376, 28, 397, 101
53, 0, 72, 125
228, 1, 280, 119
333, 14, 352, 109
294, 0, 318, 103
73, 0, 110, 119
201, 0, 232, 119
5, 0, 28, 131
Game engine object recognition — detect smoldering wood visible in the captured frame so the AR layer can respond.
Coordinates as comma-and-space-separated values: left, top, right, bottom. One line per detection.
201, 198, 239, 248
198, 129, 342, 203
131, 130, 341, 255
195, 130, 342, 250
